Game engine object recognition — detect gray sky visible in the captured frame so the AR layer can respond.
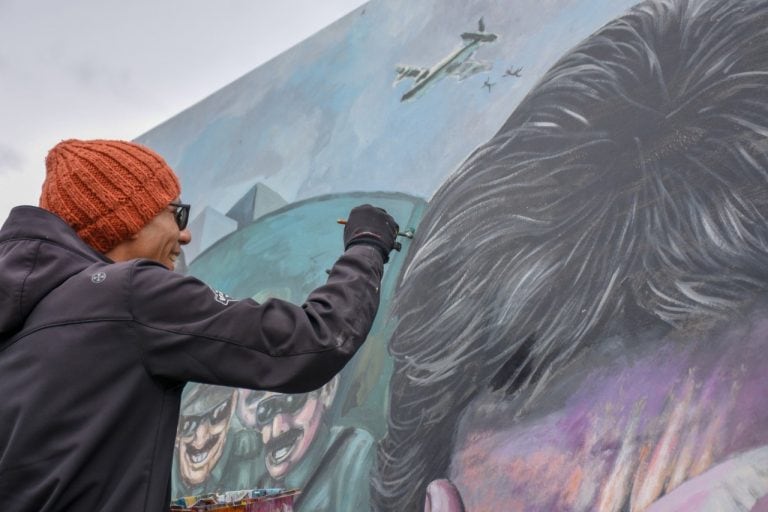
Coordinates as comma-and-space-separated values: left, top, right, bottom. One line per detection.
0, 0, 367, 224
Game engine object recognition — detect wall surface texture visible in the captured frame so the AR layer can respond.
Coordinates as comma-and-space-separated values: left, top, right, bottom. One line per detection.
138, 0, 768, 510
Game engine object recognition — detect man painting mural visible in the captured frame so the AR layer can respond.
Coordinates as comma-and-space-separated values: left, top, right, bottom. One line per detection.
0, 137, 401, 511
237, 375, 374, 511
173, 384, 264, 497
374, 0, 768, 510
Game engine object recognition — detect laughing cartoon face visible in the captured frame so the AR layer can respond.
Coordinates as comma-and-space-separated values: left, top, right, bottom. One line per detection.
237, 376, 338, 480
176, 384, 236, 486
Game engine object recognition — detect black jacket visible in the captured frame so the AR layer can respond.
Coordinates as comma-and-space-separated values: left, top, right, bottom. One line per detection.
0, 206, 384, 511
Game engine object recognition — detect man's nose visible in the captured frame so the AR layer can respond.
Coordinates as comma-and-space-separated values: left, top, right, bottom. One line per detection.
271, 413, 291, 435
179, 228, 192, 245
192, 421, 210, 447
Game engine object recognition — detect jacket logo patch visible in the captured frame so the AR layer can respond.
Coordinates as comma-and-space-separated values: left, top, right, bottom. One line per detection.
91, 272, 107, 284
212, 288, 237, 306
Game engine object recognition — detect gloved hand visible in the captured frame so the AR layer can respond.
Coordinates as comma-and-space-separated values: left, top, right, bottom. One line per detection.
344, 204, 400, 263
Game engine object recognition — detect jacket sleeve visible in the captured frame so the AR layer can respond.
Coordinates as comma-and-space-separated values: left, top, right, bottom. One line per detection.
127, 244, 384, 393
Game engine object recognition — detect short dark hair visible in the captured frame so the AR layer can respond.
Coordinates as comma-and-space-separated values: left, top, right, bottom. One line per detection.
372, 0, 768, 509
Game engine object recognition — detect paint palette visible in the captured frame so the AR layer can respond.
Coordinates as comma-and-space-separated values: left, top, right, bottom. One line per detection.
170, 489, 299, 512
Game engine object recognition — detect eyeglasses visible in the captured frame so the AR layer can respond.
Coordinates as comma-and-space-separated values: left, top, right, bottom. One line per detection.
178, 398, 232, 437
254, 393, 310, 428
169, 202, 191, 230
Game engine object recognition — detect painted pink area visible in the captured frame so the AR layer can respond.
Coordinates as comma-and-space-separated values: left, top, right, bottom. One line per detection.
449, 314, 768, 511
753, 495, 768, 512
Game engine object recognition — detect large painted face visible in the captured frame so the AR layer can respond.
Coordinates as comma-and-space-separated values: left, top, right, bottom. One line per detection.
177, 393, 234, 486
240, 391, 322, 479
424, 308, 768, 511
237, 379, 336, 480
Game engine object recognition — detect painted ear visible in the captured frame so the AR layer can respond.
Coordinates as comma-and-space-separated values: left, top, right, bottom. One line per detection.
424, 479, 465, 512
320, 374, 339, 407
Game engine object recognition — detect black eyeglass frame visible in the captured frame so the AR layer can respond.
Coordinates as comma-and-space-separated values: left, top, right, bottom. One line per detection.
178, 398, 233, 437
169, 202, 191, 230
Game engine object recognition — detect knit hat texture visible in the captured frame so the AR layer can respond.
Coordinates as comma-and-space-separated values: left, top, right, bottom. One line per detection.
40, 139, 181, 253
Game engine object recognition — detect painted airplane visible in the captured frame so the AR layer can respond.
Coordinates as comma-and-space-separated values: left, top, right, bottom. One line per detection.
504, 66, 523, 77
395, 17, 499, 102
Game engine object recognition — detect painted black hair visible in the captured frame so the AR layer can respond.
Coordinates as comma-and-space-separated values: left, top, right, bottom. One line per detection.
373, 0, 768, 509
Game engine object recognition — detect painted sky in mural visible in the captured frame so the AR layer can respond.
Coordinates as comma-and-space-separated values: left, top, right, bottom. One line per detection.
138, 0, 639, 219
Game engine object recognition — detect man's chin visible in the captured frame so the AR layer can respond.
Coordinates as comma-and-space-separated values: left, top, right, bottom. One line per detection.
266, 451, 295, 480
181, 467, 209, 486
266, 430, 303, 478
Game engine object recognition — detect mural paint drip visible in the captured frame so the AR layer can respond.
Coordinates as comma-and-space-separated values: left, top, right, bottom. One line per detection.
137, 0, 768, 510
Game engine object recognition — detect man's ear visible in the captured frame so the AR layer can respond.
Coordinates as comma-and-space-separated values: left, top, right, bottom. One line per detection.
228, 389, 238, 418
320, 374, 339, 408
104, 237, 137, 263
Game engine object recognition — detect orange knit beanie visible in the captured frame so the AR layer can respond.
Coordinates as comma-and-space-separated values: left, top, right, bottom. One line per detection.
40, 139, 181, 253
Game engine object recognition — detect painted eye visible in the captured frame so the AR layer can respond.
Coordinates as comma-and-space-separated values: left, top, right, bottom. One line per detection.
257, 402, 274, 425
210, 400, 231, 423
180, 419, 198, 437
286, 393, 309, 414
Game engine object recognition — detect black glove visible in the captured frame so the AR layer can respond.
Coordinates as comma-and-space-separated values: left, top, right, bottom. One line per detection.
344, 204, 400, 263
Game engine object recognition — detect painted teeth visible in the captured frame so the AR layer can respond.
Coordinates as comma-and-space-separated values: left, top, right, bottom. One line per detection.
191, 451, 208, 464
274, 447, 290, 461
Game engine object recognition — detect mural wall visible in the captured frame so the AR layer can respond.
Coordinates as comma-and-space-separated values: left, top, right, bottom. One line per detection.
137, 0, 768, 510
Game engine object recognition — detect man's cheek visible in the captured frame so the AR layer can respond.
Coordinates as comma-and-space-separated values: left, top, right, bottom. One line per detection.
211, 422, 229, 436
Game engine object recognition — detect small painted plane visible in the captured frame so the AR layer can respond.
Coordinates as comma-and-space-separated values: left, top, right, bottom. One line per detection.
504, 66, 523, 78
395, 17, 499, 102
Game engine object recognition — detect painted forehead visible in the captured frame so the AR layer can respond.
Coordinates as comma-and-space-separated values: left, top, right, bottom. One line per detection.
180, 385, 233, 416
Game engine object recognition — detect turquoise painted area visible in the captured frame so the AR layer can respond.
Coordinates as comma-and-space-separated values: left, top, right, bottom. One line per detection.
188, 192, 424, 303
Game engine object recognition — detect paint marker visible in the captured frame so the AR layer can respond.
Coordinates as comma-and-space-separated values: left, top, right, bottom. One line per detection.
336, 219, 415, 239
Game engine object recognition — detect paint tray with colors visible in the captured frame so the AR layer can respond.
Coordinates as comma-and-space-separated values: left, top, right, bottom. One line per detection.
170, 488, 300, 511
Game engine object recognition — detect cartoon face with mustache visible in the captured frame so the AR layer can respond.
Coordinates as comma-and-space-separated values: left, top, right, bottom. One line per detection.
176, 384, 236, 486
237, 376, 338, 480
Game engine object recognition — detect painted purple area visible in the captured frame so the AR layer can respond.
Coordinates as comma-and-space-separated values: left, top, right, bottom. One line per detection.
450, 310, 768, 510
754, 494, 768, 512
